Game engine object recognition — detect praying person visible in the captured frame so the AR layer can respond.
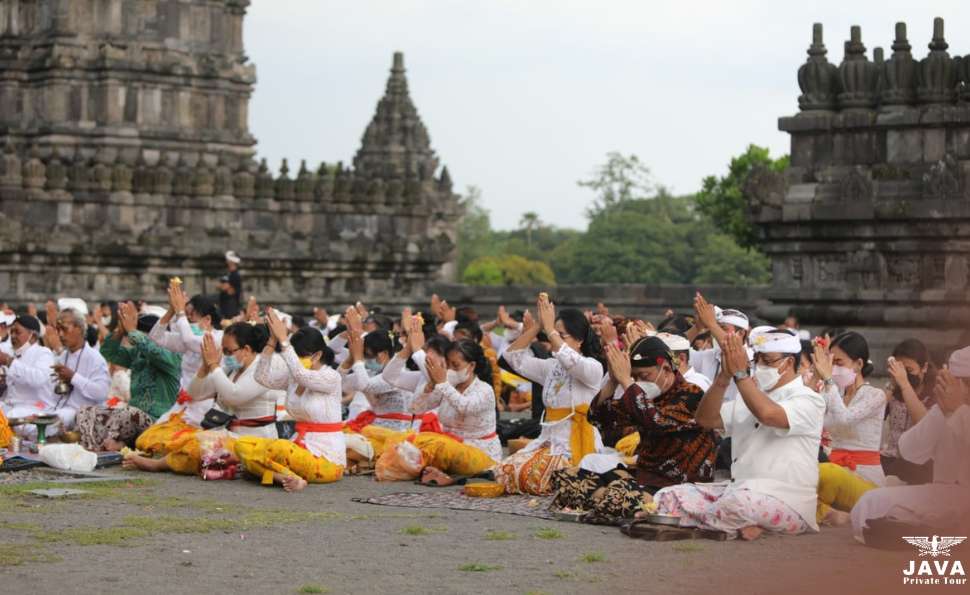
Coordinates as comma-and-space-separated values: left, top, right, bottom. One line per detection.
687, 293, 752, 402
881, 339, 935, 484
496, 293, 606, 495
0, 315, 57, 439
219, 250, 244, 319
652, 326, 825, 540
850, 346, 970, 544
93, 302, 180, 450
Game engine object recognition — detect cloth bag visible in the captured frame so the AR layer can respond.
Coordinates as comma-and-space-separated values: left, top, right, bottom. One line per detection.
38, 443, 98, 472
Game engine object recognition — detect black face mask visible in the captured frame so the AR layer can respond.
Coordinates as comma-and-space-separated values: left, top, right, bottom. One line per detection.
906, 372, 922, 388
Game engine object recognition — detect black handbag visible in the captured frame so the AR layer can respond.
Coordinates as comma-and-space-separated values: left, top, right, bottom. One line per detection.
201, 408, 236, 430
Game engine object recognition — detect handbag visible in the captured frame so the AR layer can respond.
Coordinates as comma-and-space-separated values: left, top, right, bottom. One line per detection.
201, 408, 236, 430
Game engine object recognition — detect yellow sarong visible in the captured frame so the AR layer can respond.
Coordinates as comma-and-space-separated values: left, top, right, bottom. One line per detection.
355, 427, 496, 477
136, 413, 196, 456
816, 462, 877, 523
545, 404, 595, 466
234, 436, 343, 485
0, 409, 12, 448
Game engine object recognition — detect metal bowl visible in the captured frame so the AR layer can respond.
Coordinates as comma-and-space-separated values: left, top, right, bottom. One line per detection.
641, 513, 682, 526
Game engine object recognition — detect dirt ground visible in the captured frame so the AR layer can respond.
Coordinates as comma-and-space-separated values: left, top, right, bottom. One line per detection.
0, 467, 928, 595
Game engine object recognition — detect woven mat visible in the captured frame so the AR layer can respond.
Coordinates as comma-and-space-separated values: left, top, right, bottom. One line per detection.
353, 490, 557, 519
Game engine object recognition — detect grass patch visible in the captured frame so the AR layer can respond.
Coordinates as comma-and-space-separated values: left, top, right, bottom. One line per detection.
401, 525, 431, 536
458, 563, 502, 572
553, 570, 575, 579
296, 585, 328, 594
533, 528, 562, 540
122, 515, 236, 534
672, 542, 704, 553
38, 526, 148, 546
0, 543, 59, 567
581, 552, 606, 563
483, 530, 516, 541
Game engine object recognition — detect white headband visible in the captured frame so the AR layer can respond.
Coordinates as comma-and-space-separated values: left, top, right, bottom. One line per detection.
656, 332, 690, 352
715, 306, 749, 330
749, 325, 801, 354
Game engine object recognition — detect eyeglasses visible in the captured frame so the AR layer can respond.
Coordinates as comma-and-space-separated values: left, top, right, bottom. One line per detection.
222, 346, 242, 356
754, 354, 788, 367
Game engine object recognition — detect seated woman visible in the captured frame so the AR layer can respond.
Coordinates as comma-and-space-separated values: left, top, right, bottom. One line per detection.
653, 327, 825, 540
555, 337, 716, 520
341, 307, 416, 433
495, 294, 606, 495
123, 322, 279, 476
881, 338, 935, 484
233, 309, 347, 492
93, 302, 180, 450
851, 347, 970, 545
812, 332, 887, 525
407, 338, 502, 483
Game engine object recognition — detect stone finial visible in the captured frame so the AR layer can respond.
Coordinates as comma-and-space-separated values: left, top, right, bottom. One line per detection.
797, 23, 841, 111
213, 157, 234, 197
255, 158, 274, 198
837, 26, 881, 109
275, 158, 294, 200
956, 56, 970, 101
314, 162, 333, 201
917, 17, 956, 104
295, 159, 314, 200
882, 22, 917, 105
437, 166, 453, 193
352, 52, 439, 180
233, 160, 256, 199
173, 155, 193, 195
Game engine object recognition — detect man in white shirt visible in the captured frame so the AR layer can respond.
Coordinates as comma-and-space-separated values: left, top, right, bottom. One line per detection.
652, 326, 825, 540
850, 346, 970, 543
0, 316, 57, 438
45, 308, 111, 428
657, 332, 712, 392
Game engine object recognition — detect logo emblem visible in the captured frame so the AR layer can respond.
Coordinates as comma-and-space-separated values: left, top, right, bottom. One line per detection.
903, 536, 967, 558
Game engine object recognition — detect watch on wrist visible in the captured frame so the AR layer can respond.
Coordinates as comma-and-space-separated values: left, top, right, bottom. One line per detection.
822, 377, 835, 386
733, 369, 751, 381
280, 340, 290, 349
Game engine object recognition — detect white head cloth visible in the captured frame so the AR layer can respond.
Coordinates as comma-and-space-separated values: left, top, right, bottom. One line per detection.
58, 297, 89, 316
748, 325, 801, 354
656, 332, 690, 352
141, 305, 168, 318
948, 346, 970, 378
715, 306, 750, 330
225, 250, 241, 264
0, 312, 15, 326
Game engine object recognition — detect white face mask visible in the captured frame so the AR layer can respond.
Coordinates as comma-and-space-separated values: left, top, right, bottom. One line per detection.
446, 366, 471, 386
635, 381, 662, 400
753, 363, 782, 392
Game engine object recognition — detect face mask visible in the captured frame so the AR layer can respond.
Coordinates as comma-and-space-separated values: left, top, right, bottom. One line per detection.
753, 363, 782, 392
101, 316, 112, 327
364, 359, 383, 375
190, 323, 205, 336
299, 357, 313, 370
831, 365, 857, 390
223, 355, 242, 374
906, 372, 922, 388
635, 381, 662, 400
446, 366, 471, 386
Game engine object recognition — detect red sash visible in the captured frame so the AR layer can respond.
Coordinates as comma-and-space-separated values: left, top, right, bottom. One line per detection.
829, 449, 881, 470
176, 389, 192, 405
293, 421, 343, 448
344, 410, 413, 433
416, 412, 498, 443
228, 415, 276, 431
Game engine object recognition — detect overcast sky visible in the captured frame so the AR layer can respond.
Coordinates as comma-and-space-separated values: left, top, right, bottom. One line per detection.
246, 1, 967, 230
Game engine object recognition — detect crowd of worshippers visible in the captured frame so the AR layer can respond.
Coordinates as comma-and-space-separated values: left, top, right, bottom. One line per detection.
0, 280, 967, 544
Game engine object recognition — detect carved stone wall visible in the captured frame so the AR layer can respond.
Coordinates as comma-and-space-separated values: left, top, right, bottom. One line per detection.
0, 1, 460, 312
751, 18, 970, 350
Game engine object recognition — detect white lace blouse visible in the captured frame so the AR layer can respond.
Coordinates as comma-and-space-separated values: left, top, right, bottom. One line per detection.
410, 377, 502, 462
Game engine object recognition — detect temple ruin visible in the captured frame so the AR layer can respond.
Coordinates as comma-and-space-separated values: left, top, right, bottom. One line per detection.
0, 0, 460, 313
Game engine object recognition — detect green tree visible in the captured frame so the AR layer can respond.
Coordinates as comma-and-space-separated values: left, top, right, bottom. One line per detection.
462, 254, 556, 286
693, 233, 772, 286
694, 144, 789, 249
519, 211, 541, 248
577, 152, 655, 218
455, 186, 498, 273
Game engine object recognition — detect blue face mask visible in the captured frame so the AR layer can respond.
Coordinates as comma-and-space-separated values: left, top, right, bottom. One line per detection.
364, 359, 383, 375
190, 323, 205, 336
223, 355, 242, 374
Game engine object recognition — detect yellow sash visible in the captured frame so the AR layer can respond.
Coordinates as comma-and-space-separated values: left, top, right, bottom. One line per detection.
544, 404, 595, 466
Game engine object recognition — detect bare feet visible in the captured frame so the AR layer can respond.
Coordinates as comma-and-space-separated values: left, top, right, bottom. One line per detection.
281, 474, 308, 493
822, 509, 851, 527
122, 453, 169, 472
102, 438, 125, 452
739, 526, 764, 541
420, 466, 454, 486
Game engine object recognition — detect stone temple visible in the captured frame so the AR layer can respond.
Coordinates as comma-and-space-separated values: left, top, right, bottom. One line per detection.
747, 18, 970, 360
0, 0, 460, 313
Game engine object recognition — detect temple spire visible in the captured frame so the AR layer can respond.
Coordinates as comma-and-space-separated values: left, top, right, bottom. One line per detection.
353, 52, 440, 181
